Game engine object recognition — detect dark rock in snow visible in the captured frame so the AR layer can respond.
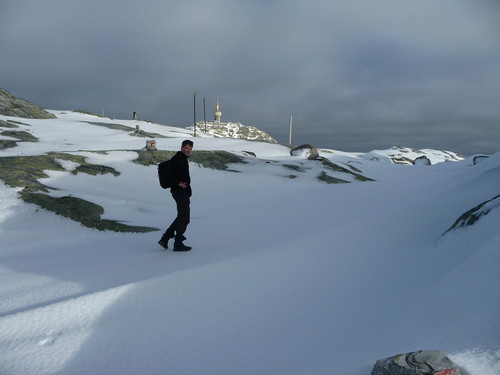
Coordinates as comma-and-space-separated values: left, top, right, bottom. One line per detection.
242, 150, 256, 157
413, 155, 431, 166
473, 155, 489, 165
444, 195, 500, 234
371, 350, 461, 375
290, 144, 319, 160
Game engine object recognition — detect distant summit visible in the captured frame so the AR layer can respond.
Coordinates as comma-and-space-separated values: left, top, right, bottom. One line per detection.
0, 88, 56, 119
193, 121, 278, 143
362, 146, 463, 165
190, 99, 277, 143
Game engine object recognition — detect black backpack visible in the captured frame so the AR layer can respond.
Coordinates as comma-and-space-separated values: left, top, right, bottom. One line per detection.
158, 159, 176, 189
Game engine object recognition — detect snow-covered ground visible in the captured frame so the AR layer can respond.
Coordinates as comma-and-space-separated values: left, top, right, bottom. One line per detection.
1, 111, 499, 375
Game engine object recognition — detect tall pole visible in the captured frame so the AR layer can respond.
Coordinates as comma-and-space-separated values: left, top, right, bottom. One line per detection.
203, 97, 207, 133
193, 92, 197, 137
289, 115, 293, 145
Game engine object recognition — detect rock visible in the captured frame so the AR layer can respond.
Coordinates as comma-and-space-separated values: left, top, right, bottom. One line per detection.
242, 150, 256, 157
473, 155, 489, 165
371, 350, 461, 375
193, 121, 277, 143
290, 144, 319, 160
0, 88, 57, 119
413, 155, 431, 166
444, 194, 500, 234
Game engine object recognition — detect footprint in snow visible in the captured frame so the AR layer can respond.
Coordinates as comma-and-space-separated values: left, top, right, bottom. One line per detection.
38, 330, 62, 346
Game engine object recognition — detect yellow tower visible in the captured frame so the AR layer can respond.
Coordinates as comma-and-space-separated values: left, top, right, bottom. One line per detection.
214, 98, 222, 124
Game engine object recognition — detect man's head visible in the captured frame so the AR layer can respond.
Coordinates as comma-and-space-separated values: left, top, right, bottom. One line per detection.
181, 139, 193, 157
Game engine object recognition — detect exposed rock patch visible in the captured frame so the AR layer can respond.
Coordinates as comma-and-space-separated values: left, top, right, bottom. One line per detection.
413, 155, 431, 165
371, 350, 462, 375
0, 88, 56, 119
444, 195, 500, 235
290, 144, 319, 160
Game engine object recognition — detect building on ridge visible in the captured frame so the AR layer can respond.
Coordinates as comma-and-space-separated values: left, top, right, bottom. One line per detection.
213, 98, 222, 124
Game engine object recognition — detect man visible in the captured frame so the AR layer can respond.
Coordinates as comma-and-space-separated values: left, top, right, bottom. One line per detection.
158, 139, 193, 251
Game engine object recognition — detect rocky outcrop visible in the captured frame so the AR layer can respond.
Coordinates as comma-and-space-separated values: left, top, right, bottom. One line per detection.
0, 88, 56, 119
444, 195, 500, 235
413, 155, 431, 165
371, 350, 461, 375
365, 146, 463, 165
193, 121, 277, 143
290, 144, 319, 160
473, 155, 489, 165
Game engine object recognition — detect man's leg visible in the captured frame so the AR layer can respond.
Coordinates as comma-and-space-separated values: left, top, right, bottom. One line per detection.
172, 190, 190, 240
172, 190, 191, 250
158, 191, 187, 249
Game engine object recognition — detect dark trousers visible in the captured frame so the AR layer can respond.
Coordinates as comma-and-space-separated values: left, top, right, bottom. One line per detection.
163, 189, 190, 242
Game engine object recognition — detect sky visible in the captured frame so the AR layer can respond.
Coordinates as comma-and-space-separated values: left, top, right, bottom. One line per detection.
1, 0, 499, 156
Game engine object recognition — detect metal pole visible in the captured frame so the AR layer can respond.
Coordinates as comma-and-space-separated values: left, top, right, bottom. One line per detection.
193, 92, 197, 137
289, 115, 293, 145
203, 97, 207, 132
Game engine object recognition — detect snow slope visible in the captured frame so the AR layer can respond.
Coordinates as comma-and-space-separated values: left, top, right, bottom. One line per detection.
0, 111, 499, 375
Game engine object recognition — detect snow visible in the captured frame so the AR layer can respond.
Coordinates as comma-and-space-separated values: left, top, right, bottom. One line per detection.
1, 111, 499, 375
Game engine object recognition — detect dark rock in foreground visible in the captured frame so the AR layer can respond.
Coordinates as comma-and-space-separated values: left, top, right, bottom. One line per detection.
371, 350, 461, 375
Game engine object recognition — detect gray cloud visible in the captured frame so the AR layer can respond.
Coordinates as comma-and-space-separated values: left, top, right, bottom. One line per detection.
1, 0, 499, 155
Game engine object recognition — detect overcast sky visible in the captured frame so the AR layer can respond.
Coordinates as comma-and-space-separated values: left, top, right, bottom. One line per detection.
1, 0, 499, 155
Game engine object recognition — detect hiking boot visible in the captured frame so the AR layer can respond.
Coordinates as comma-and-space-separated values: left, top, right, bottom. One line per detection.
158, 239, 169, 250
173, 242, 192, 252
158, 233, 176, 250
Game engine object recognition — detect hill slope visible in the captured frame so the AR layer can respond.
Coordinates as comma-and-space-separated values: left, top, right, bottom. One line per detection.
0, 110, 498, 375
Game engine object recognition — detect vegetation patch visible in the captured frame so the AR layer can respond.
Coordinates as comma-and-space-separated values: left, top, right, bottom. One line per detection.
0, 153, 120, 192
73, 163, 120, 176
133, 150, 175, 166
0, 120, 20, 128
1, 130, 38, 142
84, 121, 166, 138
0, 140, 18, 150
20, 191, 157, 232
0, 152, 157, 232
191, 151, 246, 170
134, 150, 246, 171
7, 120, 29, 126
0, 155, 66, 192
320, 158, 374, 182
85, 121, 135, 132
73, 110, 107, 118
341, 162, 363, 174
0, 129, 39, 150
317, 171, 349, 184
282, 164, 306, 172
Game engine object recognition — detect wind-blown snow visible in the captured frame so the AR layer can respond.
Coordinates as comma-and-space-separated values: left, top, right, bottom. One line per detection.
0, 111, 499, 375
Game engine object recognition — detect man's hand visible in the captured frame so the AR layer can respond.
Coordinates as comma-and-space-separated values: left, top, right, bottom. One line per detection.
178, 182, 188, 189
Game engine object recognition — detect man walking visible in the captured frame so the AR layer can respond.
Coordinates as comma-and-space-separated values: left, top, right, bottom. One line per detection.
158, 139, 193, 251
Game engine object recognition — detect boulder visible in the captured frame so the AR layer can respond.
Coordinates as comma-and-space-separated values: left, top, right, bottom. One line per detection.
371, 350, 461, 375
290, 144, 319, 160
0, 88, 56, 119
413, 155, 431, 166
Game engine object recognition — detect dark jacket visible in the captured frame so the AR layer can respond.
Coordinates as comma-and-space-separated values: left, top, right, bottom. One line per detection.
169, 151, 192, 197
